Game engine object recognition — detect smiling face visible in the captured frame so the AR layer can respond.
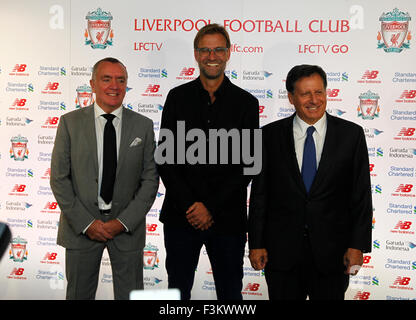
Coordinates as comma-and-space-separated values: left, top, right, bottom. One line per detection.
288, 73, 327, 125
194, 33, 230, 81
90, 61, 127, 113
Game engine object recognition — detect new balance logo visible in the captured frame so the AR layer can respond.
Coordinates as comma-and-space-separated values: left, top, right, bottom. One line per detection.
362, 70, 379, 80
398, 128, 415, 136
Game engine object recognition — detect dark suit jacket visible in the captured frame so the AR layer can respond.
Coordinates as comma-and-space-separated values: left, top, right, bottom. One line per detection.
248, 113, 372, 274
158, 77, 259, 234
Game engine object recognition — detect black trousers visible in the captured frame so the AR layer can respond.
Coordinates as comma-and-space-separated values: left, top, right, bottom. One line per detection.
265, 233, 349, 300
163, 224, 246, 300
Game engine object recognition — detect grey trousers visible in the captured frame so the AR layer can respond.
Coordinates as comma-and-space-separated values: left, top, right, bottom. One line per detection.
65, 240, 143, 300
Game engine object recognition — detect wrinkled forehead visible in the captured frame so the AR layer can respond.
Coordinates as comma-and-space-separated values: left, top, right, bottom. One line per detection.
93, 61, 128, 80
293, 73, 326, 92
196, 32, 228, 48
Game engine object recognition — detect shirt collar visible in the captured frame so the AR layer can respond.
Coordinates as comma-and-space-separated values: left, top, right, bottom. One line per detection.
293, 112, 327, 137
196, 74, 230, 98
94, 102, 123, 120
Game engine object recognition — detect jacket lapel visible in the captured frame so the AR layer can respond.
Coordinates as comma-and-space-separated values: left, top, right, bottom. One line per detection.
282, 115, 305, 192
83, 106, 99, 177
310, 113, 336, 192
117, 107, 133, 177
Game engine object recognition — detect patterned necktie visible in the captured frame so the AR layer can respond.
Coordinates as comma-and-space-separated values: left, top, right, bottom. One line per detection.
301, 126, 317, 193
100, 114, 117, 204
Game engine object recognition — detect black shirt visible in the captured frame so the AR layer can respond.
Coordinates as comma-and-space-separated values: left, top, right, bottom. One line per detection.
158, 75, 259, 234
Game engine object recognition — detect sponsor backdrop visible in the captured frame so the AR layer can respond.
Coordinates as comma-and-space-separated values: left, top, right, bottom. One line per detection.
0, 0, 415, 300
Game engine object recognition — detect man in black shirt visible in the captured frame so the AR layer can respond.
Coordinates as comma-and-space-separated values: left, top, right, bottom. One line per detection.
157, 23, 259, 300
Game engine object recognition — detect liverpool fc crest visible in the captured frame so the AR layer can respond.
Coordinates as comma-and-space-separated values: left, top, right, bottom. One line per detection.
377, 8, 411, 53
358, 91, 380, 120
75, 84, 94, 108
85, 8, 114, 49
10, 135, 29, 161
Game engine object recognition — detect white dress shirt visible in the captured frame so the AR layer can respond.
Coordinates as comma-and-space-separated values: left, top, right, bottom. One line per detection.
83, 103, 127, 234
94, 103, 123, 210
293, 113, 327, 172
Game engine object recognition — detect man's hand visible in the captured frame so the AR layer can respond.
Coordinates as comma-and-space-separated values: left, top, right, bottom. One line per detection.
186, 202, 213, 231
249, 249, 268, 270
343, 248, 363, 275
86, 220, 114, 242
103, 219, 126, 238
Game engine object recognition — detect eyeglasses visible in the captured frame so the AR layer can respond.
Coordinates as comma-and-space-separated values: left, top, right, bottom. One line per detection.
195, 47, 228, 57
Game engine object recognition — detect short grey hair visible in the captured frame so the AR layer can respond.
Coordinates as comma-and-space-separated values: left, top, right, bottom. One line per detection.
91, 57, 127, 80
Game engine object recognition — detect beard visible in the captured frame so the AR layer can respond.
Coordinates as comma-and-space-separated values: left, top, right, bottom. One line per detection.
200, 68, 223, 79
198, 61, 226, 80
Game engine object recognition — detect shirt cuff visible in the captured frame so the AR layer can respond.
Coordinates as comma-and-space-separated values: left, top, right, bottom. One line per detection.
117, 218, 129, 232
82, 220, 94, 234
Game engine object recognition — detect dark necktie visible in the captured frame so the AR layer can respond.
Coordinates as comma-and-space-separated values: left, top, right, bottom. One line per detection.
100, 114, 117, 204
301, 126, 317, 193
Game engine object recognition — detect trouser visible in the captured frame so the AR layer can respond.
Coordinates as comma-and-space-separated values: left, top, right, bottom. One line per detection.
163, 224, 246, 300
65, 240, 143, 300
265, 233, 349, 300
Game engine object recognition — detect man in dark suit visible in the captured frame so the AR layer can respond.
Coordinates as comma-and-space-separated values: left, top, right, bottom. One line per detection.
248, 64, 372, 300
157, 24, 259, 300
50, 57, 159, 300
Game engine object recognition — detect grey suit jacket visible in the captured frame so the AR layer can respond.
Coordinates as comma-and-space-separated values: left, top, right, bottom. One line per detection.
50, 105, 159, 251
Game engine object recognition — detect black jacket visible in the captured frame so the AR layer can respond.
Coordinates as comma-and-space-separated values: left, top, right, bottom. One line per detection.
248, 113, 373, 273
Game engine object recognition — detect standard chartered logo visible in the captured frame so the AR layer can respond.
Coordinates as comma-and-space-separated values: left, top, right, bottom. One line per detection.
39, 265, 65, 290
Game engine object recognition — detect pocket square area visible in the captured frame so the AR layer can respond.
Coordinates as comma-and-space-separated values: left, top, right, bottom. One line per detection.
130, 137, 142, 147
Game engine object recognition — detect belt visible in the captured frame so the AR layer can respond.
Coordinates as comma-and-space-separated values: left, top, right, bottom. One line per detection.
304, 226, 309, 237
99, 209, 111, 215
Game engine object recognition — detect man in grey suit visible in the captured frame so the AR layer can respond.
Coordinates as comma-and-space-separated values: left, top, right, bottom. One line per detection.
50, 57, 159, 300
